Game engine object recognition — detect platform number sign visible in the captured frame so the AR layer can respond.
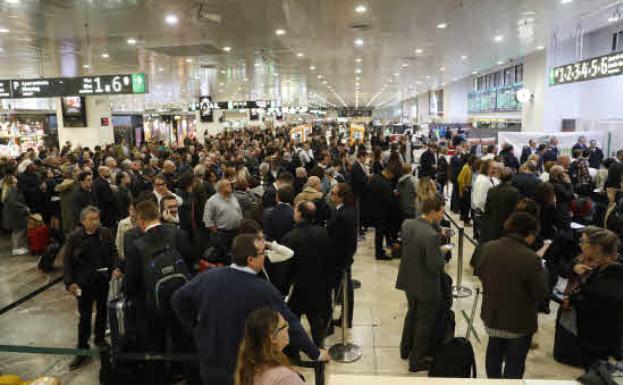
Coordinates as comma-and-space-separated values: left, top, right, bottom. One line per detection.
550, 52, 623, 86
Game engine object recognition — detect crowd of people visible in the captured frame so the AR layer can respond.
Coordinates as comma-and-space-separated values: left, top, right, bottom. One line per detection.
0, 126, 622, 384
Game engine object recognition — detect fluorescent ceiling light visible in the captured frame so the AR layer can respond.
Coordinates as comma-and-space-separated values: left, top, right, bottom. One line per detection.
83, 64, 90, 69
221, 70, 226, 74
127, 38, 137, 45
415, 48, 423, 54
275, 29, 286, 36
494, 35, 504, 42
497, 60, 504, 65
186, 58, 193, 63
460, 55, 468, 60
356, 58, 362, 63
101, 53, 110, 59
223, 46, 232, 52
560, 0, 573, 4
355, 5, 367, 13
296, 52, 304, 57
402, 63, 409, 68
537, 45, 545, 50
355, 69, 362, 74
439, 67, 445, 71
354, 38, 364, 47
165, 14, 178, 25
437, 23, 448, 29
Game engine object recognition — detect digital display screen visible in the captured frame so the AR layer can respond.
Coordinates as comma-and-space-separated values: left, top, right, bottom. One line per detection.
468, 84, 523, 114
550, 52, 623, 86
338, 109, 372, 117
1, 73, 148, 99
61, 96, 87, 127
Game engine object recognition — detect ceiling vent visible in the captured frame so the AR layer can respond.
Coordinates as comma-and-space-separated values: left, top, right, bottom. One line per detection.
149, 44, 223, 57
349, 22, 372, 32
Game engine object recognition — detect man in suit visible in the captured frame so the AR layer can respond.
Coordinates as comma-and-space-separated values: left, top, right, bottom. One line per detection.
123, 200, 199, 385
262, 171, 293, 209
520, 139, 537, 164
327, 183, 358, 328
350, 149, 369, 234
172, 233, 329, 385
512, 160, 541, 199
93, 166, 117, 227
542, 137, 560, 163
263, 185, 295, 243
283, 201, 335, 346
419, 142, 438, 179
605, 150, 623, 189
72, 171, 94, 225
588, 139, 605, 169
572, 135, 588, 153
396, 195, 448, 372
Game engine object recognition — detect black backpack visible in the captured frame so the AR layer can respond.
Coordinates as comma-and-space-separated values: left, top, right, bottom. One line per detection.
135, 230, 190, 314
428, 337, 477, 378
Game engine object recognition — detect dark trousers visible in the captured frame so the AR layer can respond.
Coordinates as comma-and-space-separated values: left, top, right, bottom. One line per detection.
374, 220, 392, 258
459, 193, 471, 223
486, 334, 533, 379
210, 230, 235, 263
141, 314, 202, 385
293, 307, 328, 347
400, 295, 441, 367
77, 279, 109, 349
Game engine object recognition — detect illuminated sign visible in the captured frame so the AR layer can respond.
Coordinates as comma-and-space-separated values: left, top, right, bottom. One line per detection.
1, 73, 148, 98
549, 52, 623, 86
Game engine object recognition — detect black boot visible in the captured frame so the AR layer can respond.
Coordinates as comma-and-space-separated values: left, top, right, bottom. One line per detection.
69, 355, 90, 370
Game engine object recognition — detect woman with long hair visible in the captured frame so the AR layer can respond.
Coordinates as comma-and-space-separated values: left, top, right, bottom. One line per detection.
234, 307, 304, 385
415, 176, 438, 216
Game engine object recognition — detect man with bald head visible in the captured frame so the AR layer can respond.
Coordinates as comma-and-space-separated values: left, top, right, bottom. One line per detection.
93, 166, 117, 226
294, 176, 324, 206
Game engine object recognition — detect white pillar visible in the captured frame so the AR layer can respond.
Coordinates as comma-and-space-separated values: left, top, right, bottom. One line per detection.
57, 96, 113, 149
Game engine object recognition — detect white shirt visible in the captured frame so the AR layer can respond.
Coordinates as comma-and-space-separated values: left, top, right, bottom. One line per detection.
472, 174, 499, 211
481, 154, 495, 161
540, 172, 550, 183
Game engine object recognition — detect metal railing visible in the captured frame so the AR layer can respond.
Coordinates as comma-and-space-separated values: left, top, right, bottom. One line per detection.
444, 212, 478, 298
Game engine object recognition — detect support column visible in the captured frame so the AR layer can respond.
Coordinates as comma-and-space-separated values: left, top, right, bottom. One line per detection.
56, 96, 113, 149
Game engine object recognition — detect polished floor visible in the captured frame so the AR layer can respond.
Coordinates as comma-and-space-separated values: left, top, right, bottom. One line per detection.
0, 212, 584, 384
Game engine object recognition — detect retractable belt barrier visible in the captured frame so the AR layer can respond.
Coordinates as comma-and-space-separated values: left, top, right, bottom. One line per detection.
328, 268, 362, 363
444, 212, 475, 298
0, 275, 63, 317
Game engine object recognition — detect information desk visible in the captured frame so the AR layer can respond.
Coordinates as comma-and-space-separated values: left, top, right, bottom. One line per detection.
329, 375, 579, 385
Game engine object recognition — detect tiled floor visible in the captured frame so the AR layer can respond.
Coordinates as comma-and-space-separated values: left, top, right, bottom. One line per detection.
0, 213, 584, 384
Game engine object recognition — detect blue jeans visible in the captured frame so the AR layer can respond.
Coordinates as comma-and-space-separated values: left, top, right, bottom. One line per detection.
486, 334, 533, 379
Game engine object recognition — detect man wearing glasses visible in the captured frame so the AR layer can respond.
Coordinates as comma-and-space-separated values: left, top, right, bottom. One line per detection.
173, 233, 330, 385
152, 173, 183, 206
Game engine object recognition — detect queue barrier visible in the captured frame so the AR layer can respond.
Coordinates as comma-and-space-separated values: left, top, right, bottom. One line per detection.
444, 213, 476, 298
328, 268, 362, 363
0, 344, 327, 385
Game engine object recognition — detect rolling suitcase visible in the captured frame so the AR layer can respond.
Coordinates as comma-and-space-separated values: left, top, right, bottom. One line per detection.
108, 278, 137, 353
429, 288, 480, 378
27, 224, 49, 255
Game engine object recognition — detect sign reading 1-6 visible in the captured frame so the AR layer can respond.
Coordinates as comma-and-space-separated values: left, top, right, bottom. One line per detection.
68, 73, 148, 96
550, 52, 623, 86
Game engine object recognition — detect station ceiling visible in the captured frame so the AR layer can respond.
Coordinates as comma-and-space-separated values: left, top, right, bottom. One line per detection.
0, 0, 620, 109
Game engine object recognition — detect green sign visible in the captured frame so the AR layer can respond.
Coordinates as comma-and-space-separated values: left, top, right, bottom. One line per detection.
131, 73, 146, 93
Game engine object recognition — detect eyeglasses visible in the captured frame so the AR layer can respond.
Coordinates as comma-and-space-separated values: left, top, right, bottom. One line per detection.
154, 182, 166, 187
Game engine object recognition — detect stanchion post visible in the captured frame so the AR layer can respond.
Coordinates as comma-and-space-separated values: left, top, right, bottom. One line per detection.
452, 227, 473, 298
328, 270, 362, 363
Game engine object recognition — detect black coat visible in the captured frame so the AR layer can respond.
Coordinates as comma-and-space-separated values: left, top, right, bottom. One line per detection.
419, 149, 437, 178
481, 182, 520, 242
113, 186, 132, 220
18, 170, 42, 214
282, 222, 335, 312
350, 161, 368, 197
588, 148, 604, 169
551, 179, 574, 230
605, 160, 623, 189
327, 205, 357, 269
512, 172, 542, 199
72, 187, 94, 225
93, 177, 116, 226
573, 263, 623, 362
263, 203, 294, 243
262, 183, 278, 209
63, 226, 116, 288
520, 146, 534, 164
365, 174, 395, 223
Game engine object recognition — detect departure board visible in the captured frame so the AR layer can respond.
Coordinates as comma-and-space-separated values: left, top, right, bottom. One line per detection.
550, 51, 623, 86
0, 73, 148, 98
468, 84, 522, 114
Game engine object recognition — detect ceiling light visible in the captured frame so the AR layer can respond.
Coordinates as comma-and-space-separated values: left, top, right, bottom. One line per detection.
393, 72, 400, 76
497, 60, 504, 65
402, 63, 409, 68
537, 45, 545, 50
355, 69, 362, 74
83, 64, 90, 69
273, 73, 279, 76
560, 0, 573, 4
296, 52, 304, 58
317, 75, 323, 79
426, 75, 431, 79
355, 4, 367, 13
165, 14, 178, 25
254, 63, 261, 67
461, 55, 468, 60
220, 70, 226, 74
158, 67, 164, 72
244, 78, 249, 82
494, 35, 504, 42
415, 48, 423, 54
223, 46, 232, 52
101, 53, 110, 59
356, 58, 362, 63
186, 58, 193, 63
437, 23, 448, 29
309, 65, 316, 70
356, 77, 360, 81
5, 0, 20, 4
608, 12, 620, 23
275, 29, 286, 36
322, 81, 327, 84
354, 38, 364, 47
218, 89, 223, 92
439, 67, 445, 71
219, 83, 224, 86
127, 38, 137, 45
472, 71, 478, 75
356, 83, 360, 87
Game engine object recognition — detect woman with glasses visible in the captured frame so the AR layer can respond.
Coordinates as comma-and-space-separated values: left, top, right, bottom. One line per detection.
234, 306, 304, 385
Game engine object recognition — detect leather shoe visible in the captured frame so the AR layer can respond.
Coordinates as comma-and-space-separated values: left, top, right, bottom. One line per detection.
69, 355, 90, 370
376, 254, 392, 261
408, 361, 431, 373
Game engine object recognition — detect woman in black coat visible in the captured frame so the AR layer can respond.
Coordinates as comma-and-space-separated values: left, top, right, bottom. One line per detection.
534, 182, 557, 240
549, 166, 575, 232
